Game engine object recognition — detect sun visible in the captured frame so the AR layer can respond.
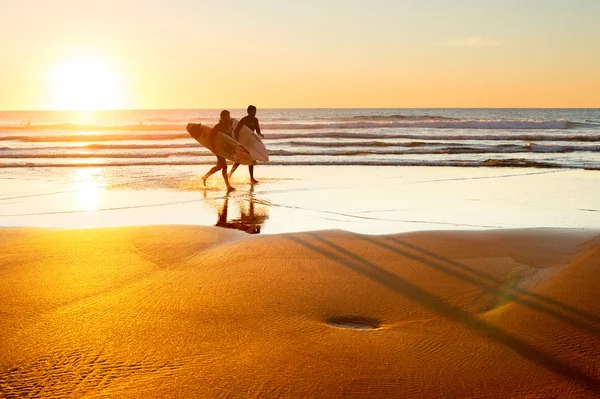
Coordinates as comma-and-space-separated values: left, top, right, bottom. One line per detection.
51, 57, 120, 110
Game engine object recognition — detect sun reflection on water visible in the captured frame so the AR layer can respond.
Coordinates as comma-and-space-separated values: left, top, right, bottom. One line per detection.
72, 168, 105, 211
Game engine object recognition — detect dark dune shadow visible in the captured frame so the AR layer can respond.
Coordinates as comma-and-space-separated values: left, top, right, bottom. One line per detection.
285, 233, 600, 393
353, 233, 600, 335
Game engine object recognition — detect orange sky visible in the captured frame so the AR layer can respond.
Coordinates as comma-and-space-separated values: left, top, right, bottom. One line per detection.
1, 1, 599, 110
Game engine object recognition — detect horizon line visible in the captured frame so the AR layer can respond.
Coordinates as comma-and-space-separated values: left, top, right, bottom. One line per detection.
2, 106, 600, 112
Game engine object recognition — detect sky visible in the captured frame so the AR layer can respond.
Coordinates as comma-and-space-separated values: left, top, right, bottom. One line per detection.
1, 0, 599, 110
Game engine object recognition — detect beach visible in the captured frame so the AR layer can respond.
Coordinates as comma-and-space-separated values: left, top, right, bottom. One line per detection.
1, 225, 599, 397
3, 0, 599, 394
1, 108, 600, 397
1, 164, 600, 397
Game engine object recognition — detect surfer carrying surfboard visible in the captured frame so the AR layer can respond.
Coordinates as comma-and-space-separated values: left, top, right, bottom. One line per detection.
229, 105, 263, 184
201, 110, 236, 192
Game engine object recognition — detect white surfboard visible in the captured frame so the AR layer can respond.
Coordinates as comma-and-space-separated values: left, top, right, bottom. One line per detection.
186, 123, 255, 165
232, 119, 269, 162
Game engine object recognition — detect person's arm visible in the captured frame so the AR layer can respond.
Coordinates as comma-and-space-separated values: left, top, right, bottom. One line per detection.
256, 119, 263, 138
210, 121, 222, 135
207, 122, 223, 151
233, 116, 247, 138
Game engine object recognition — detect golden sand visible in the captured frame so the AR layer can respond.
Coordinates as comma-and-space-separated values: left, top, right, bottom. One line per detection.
0, 226, 599, 398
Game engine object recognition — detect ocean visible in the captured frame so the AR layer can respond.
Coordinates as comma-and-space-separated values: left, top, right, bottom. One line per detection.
1, 108, 600, 233
1, 108, 599, 169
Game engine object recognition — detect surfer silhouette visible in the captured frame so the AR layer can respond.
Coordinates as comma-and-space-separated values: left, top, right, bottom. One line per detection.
229, 105, 263, 184
215, 186, 268, 234
202, 110, 235, 192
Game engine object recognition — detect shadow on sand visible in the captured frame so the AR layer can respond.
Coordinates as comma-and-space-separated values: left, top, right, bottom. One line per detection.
286, 232, 600, 394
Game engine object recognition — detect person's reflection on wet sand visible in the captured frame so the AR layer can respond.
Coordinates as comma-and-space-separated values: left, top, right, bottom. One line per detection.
215, 187, 269, 234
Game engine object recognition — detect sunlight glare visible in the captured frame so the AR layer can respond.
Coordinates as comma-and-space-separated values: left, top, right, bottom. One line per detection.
51, 58, 120, 110
73, 168, 105, 212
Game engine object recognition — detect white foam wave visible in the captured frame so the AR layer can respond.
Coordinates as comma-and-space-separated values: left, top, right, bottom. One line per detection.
285, 140, 431, 148
0, 143, 201, 150
0, 151, 214, 159
263, 119, 572, 130
6, 131, 598, 143
268, 132, 600, 142
0, 158, 565, 169
1, 143, 596, 162
347, 114, 458, 121
6, 119, 575, 132
310, 114, 459, 122
2, 122, 185, 131
0, 133, 190, 142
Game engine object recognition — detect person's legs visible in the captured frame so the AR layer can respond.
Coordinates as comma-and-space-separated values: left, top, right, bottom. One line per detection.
202, 165, 221, 186
222, 165, 235, 192
249, 165, 258, 184
204, 156, 234, 191
228, 163, 240, 179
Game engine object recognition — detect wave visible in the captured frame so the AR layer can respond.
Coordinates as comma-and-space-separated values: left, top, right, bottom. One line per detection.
0, 143, 201, 151
525, 143, 600, 153
347, 114, 458, 121
269, 132, 600, 142
308, 114, 458, 122
286, 140, 432, 148
0, 133, 190, 142
286, 141, 599, 153
0, 158, 565, 169
1, 143, 597, 161
579, 121, 600, 127
4, 119, 598, 133
0, 131, 600, 148
263, 120, 574, 130
1, 141, 595, 153
270, 149, 498, 156
4, 122, 185, 131
0, 152, 212, 159
272, 145, 598, 156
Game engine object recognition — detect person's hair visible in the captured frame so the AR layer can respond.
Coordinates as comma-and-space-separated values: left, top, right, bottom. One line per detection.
247, 105, 256, 114
220, 110, 230, 119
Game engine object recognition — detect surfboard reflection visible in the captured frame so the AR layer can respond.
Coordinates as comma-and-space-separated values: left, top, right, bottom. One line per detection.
215, 188, 269, 234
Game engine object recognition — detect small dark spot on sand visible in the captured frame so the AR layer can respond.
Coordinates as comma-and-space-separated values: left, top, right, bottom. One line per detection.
325, 315, 381, 330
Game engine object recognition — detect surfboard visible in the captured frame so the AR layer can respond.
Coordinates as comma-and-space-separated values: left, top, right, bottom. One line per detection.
232, 119, 269, 162
186, 123, 256, 165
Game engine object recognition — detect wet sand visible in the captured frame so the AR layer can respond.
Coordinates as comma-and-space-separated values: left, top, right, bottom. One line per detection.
1, 226, 599, 397
1, 166, 599, 234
